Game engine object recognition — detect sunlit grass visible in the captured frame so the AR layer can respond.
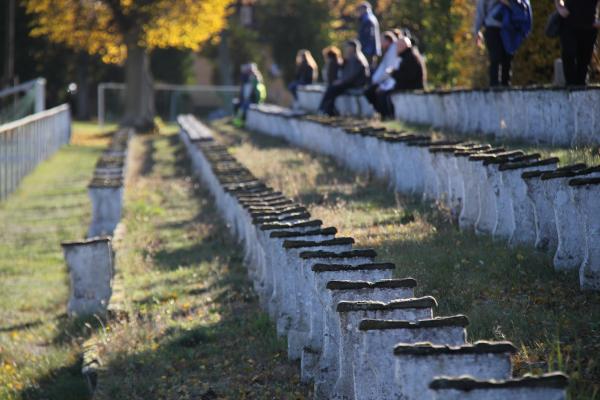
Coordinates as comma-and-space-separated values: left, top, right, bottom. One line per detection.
0, 123, 114, 399
214, 119, 600, 399
94, 132, 310, 399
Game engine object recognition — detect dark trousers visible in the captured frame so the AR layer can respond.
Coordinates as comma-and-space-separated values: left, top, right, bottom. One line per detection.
288, 81, 300, 100
484, 27, 513, 87
319, 83, 352, 116
560, 27, 598, 86
364, 84, 394, 119
365, 54, 377, 71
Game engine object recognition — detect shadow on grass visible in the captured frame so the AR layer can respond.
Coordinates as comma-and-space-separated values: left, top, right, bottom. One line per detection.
97, 300, 299, 399
151, 232, 229, 271
140, 139, 156, 176
20, 360, 90, 400
15, 314, 104, 400
153, 140, 239, 272
89, 133, 309, 399
51, 314, 105, 346
0, 320, 44, 333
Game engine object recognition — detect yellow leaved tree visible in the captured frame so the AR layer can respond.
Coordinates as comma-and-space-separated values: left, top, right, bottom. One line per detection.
23, 0, 234, 130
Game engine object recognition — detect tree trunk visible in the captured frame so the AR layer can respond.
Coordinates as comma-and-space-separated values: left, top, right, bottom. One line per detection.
122, 36, 155, 132
76, 52, 89, 120
218, 30, 233, 86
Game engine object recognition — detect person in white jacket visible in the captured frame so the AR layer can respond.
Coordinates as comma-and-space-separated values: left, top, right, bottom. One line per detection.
364, 30, 401, 118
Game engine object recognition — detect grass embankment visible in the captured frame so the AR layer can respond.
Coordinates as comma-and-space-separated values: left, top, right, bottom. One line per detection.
214, 119, 600, 399
0, 122, 115, 399
2, 122, 309, 399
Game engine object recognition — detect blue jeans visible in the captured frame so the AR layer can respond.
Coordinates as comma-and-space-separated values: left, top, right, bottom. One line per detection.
288, 81, 301, 100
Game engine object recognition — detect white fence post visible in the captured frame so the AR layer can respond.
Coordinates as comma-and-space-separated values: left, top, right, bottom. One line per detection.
34, 78, 46, 113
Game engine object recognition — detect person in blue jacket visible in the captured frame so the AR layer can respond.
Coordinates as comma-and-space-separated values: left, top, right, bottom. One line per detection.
474, 0, 532, 87
357, 2, 381, 68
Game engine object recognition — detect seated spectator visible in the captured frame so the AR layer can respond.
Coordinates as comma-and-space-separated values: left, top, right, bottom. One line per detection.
318, 40, 370, 116
322, 46, 343, 86
288, 49, 318, 100
233, 63, 267, 127
393, 28, 405, 42
371, 37, 427, 119
391, 36, 427, 91
364, 30, 401, 119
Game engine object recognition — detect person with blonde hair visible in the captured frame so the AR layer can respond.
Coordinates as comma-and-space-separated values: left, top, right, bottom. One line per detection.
322, 46, 343, 85
318, 40, 370, 116
288, 49, 318, 99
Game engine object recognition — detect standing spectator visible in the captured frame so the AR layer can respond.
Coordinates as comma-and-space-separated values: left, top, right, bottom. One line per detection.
322, 46, 343, 86
318, 40, 370, 116
233, 63, 266, 127
288, 49, 318, 99
474, 0, 513, 86
555, 0, 600, 85
364, 31, 401, 119
357, 1, 381, 68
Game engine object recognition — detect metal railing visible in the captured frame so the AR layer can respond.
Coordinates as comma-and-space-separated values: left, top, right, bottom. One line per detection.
0, 104, 71, 201
0, 78, 46, 124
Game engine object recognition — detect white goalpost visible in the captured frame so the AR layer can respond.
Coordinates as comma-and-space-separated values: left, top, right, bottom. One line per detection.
97, 82, 239, 126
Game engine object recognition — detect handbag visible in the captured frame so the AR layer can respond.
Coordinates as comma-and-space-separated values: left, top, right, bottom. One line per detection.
545, 11, 562, 38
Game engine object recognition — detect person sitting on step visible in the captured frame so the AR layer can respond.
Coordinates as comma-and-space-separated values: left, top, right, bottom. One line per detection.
364, 30, 401, 119
322, 46, 343, 87
288, 49, 319, 100
374, 36, 427, 119
318, 40, 370, 117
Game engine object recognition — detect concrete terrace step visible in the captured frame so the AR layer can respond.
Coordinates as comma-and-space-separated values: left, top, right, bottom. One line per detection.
391, 341, 517, 400
178, 113, 569, 400
429, 372, 569, 400
245, 105, 600, 291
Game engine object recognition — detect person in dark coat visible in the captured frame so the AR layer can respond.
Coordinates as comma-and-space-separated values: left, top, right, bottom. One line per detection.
322, 46, 343, 86
288, 49, 319, 99
372, 37, 426, 119
555, 0, 600, 85
364, 31, 400, 119
391, 37, 427, 91
318, 40, 370, 116
474, 0, 514, 86
357, 1, 381, 68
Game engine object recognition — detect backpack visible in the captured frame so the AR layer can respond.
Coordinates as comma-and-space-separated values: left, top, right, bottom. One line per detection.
497, 0, 533, 54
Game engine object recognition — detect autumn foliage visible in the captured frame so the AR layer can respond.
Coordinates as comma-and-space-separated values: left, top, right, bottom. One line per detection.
23, 0, 234, 64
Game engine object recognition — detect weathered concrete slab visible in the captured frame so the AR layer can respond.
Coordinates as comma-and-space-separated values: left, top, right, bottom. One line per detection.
393, 341, 516, 400
429, 372, 569, 400
62, 237, 114, 317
